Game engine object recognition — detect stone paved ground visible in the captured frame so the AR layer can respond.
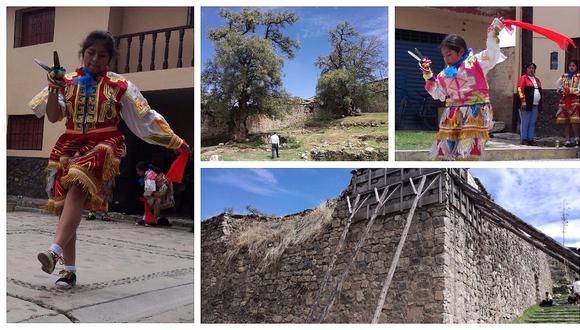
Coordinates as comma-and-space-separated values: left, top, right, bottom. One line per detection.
6, 211, 193, 323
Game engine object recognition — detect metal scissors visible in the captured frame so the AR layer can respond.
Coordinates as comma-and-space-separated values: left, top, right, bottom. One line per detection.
407, 48, 425, 62
34, 51, 61, 72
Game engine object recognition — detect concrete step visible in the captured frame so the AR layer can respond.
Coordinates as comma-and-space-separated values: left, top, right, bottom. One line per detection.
396, 145, 579, 161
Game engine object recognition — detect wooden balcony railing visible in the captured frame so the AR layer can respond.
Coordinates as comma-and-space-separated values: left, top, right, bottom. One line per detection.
114, 25, 193, 74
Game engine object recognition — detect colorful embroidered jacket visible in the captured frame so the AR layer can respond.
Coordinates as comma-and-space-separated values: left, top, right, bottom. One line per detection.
425, 24, 506, 107
29, 68, 183, 149
555, 72, 580, 110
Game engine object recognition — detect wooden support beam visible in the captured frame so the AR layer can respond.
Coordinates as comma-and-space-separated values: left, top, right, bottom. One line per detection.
448, 172, 580, 273
307, 193, 368, 321
372, 175, 438, 323
317, 184, 401, 322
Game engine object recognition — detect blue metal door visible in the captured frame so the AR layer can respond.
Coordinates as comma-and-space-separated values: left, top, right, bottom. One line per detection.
395, 29, 446, 130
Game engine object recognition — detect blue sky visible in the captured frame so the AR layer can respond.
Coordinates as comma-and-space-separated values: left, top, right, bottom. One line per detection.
470, 168, 580, 248
201, 7, 388, 98
202, 168, 580, 248
201, 168, 352, 219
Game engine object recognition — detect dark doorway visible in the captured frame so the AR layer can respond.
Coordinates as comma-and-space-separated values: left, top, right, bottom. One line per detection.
110, 87, 193, 219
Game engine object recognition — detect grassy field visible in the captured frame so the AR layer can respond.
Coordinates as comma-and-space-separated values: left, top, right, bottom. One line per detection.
201, 112, 388, 161
395, 130, 437, 150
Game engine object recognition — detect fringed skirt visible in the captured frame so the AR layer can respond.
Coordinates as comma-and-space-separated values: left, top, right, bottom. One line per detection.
430, 103, 493, 161
556, 96, 580, 124
44, 130, 126, 215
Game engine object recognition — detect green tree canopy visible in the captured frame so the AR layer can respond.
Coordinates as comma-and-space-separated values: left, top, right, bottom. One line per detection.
315, 22, 386, 115
316, 69, 372, 116
202, 8, 300, 140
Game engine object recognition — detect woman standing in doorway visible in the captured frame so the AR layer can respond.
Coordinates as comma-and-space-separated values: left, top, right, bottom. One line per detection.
517, 62, 543, 145
29, 31, 190, 289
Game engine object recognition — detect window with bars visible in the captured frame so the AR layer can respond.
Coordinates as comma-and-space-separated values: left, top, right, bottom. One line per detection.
550, 52, 558, 70
7, 115, 44, 150
14, 7, 55, 48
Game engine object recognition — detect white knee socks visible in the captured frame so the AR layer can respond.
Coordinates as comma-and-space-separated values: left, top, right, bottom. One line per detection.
49, 243, 63, 255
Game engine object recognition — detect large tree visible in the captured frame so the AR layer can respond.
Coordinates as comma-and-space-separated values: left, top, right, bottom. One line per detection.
202, 8, 299, 140
315, 22, 385, 115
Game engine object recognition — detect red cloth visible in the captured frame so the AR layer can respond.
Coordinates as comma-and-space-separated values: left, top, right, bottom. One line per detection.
166, 151, 188, 183
503, 19, 577, 51
143, 199, 157, 225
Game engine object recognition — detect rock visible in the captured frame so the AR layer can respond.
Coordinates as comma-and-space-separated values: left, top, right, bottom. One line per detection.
209, 155, 220, 161
218, 143, 224, 146
355, 290, 365, 302
489, 121, 506, 133
272, 315, 283, 322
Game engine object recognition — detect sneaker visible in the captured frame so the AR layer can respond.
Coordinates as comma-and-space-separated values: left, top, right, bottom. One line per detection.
37, 250, 61, 274
100, 214, 112, 221
55, 270, 76, 289
86, 212, 96, 220
135, 220, 150, 227
564, 140, 574, 148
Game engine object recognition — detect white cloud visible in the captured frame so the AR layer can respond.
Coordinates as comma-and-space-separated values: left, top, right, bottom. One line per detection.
568, 241, 580, 248
535, 219, 580, 243
249, 169, 277, 185
206, 169, 285, 196
470, 169, 580, 233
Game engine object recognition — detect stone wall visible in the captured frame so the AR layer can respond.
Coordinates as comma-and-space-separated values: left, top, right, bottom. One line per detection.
536, 89, 564, 137
488, 47, 517, 131
7, 157, 47, 199
201, 105, 314, 143
201, 169, 571, 323
202, 200, 449, 323
246, 106, 313, 134
442, 201, 553, 323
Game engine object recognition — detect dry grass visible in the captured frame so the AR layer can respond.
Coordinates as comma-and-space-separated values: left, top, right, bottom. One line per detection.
222, 201, 335, 272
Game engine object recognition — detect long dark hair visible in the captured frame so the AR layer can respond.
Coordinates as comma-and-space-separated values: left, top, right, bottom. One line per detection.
79, 31, 117, 63
440, 34, 467, 53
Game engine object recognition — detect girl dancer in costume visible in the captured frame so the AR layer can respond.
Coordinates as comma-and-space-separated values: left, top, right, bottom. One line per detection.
136, 161, 174, 226
29, 31, 190, 289
556, 60, 580, 147
420, 18, 506, 160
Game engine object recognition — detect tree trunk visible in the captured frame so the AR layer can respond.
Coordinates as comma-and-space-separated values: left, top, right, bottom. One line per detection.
229, 104, 250, 141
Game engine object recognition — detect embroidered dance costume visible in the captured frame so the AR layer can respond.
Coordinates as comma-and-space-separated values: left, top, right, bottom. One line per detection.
144, 169, 175, 210
423, 21, 506, 160
555, 72, 580, 124
29, 68, 184, 215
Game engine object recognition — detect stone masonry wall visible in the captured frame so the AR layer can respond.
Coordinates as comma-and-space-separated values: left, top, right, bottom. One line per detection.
7, 157, 48, 199
201, 169, 569, 323
488, 47, 517, 130
201, 105, 314, 143
442, 199, 553, 323
201, 194, 449, 323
